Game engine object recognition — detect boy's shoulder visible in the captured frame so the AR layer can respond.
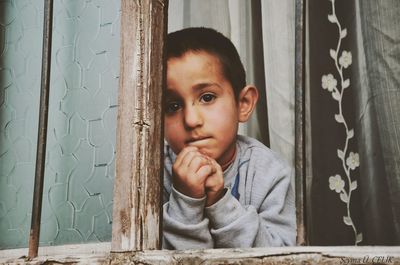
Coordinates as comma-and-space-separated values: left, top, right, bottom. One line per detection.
237, 135, 288, 164
236, 135, 291, 176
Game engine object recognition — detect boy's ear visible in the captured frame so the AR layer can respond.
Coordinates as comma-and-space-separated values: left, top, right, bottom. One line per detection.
238, 85, 259, 122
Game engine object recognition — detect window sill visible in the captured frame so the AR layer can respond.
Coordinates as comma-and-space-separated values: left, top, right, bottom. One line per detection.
0, 242, 110, 264
2, 246, 400, 264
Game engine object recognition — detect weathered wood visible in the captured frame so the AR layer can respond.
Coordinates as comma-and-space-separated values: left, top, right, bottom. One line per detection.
110, 247, 400, 265
304, 0, 314, 247
0, 243, 110, 260
294, 0, 306, 246
28, 0, 54, 258
0, 243, 110, 264
111, 0, 168, 251
3, 246, 400, 264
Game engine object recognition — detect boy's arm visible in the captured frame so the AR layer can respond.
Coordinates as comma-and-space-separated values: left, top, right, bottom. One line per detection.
163, 187, 213, 249
205, 163, 296, 248
162, 146, 214, 249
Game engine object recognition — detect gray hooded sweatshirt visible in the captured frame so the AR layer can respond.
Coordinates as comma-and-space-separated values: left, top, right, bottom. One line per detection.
163, 135, 296, 249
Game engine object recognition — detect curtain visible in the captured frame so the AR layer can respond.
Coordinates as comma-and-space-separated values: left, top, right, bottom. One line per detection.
356, 0, 400, 244
308, 0, 400, 245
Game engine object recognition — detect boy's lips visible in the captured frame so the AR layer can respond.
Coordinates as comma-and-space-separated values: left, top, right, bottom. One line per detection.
185, 136, 212, 146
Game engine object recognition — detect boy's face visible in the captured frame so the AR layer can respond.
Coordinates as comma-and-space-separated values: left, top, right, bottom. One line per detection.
165, 51, 239, 166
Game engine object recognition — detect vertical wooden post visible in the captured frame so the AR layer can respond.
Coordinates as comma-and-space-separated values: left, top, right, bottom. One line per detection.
28, 0, 54, 258
111, 0, 168, 251
295, 0, 306, 246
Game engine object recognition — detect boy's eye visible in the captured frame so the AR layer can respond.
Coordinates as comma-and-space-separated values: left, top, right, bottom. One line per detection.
166, 101, 182, 113
200, 93, 216, 103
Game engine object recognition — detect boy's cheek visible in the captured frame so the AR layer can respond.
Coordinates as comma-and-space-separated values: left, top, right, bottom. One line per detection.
165, 120, 182, 138
165, 136, 184, 155
165, 126, 185, 154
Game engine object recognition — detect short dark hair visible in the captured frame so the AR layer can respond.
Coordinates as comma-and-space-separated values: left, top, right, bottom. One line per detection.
166, 27, 246, 99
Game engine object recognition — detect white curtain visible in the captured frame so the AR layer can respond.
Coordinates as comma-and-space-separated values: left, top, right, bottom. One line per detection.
168, 0, 296, 170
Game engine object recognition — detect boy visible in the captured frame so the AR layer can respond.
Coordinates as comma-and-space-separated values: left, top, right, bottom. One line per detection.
163, 27, 296, 249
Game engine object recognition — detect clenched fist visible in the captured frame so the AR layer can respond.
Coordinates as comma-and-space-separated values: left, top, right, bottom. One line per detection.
172, 146, 225, 206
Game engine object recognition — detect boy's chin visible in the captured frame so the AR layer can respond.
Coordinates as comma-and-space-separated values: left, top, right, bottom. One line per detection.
194, 147, 214, 158
187, 145, 218, 160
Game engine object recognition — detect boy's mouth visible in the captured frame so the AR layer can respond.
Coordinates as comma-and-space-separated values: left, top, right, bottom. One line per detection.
185, 136, 212, 146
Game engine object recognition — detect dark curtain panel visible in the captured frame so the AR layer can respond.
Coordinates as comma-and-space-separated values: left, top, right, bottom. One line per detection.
308, 0, 362, 245
308, 0, 400, 245
356, 0, 400, 244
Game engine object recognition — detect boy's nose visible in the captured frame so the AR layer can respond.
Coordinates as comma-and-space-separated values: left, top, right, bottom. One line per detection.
183, 105, 203, 129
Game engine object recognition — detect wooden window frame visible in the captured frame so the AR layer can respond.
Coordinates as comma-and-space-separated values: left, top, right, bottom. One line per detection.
1, 0, 400, 264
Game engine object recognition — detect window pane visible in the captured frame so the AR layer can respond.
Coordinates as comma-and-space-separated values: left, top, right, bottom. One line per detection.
0, 0, 120, 249
0, 0, 43, 249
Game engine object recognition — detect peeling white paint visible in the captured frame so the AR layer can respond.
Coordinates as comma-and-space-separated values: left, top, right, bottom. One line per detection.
121, 234, 130, 251
145, 209, 159, 248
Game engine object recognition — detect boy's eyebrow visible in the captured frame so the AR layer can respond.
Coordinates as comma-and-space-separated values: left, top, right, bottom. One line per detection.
192, 82, 221, 91
166, 82, 221, 93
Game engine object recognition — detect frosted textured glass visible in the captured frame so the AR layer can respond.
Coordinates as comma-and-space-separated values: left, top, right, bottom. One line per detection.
0, 0, 120, 249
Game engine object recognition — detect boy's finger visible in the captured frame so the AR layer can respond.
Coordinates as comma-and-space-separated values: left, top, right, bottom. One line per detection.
196, 164, 213, 180
187, 155, 209, 174
204, 177, 217, 189
180, 150, 199, 168
204, 165, 223, 192
204, 157, 221, 175
174, 146, 198, 168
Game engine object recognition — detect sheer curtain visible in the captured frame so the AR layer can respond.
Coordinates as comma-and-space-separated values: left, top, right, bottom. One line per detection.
167, 0, 296, 170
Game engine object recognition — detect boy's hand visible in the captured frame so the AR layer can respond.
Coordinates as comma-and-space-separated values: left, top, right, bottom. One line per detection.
204, 158, 225, 207
172, 146, 214, 199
